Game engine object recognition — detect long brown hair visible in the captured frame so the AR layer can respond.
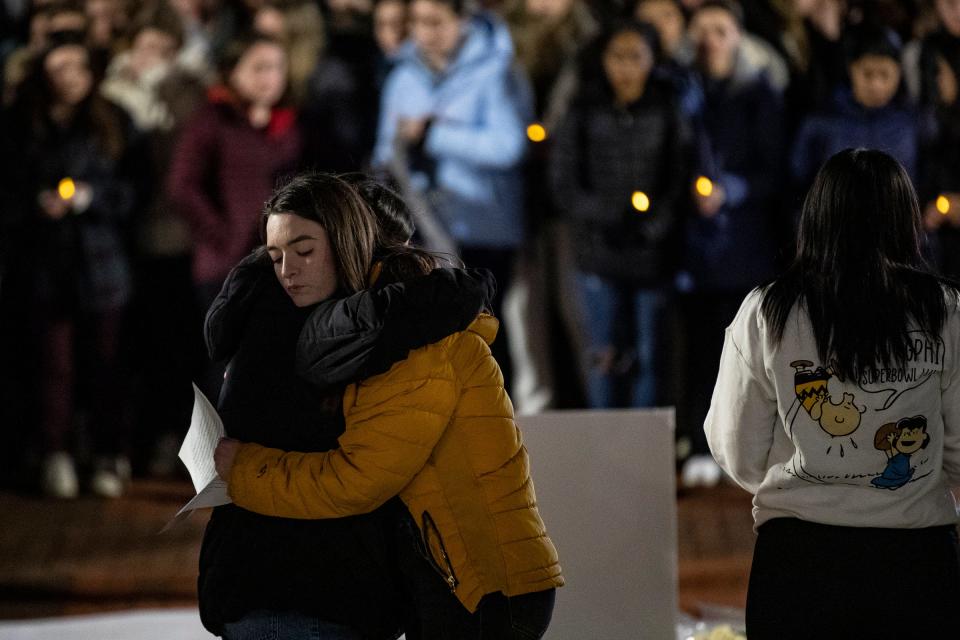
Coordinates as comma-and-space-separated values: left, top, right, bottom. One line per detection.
14, 35, 127, 160
261, 172, 377, 295
375, 245, 448, 286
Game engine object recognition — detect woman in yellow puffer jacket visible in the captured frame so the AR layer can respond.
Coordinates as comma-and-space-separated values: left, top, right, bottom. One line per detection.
214, 190, 563, 638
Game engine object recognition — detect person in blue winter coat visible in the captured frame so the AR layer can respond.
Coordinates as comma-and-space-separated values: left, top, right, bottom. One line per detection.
791, 26, 918, 190
373, 0, 533, 388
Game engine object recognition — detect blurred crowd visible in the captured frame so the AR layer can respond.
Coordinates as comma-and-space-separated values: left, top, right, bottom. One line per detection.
0, 0, 959, 497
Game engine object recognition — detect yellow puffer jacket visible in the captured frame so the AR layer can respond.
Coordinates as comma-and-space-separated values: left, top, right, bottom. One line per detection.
228, 314, 563, 612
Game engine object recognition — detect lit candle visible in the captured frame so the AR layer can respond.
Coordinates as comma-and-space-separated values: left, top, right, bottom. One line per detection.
631, 191, 650, 213
58, 178, 76, 200
695, 176, 713, 198
527, 123, 547, 143
936, 195, 951, 215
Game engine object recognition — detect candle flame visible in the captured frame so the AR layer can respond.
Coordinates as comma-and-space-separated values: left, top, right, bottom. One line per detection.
695, 176, 714, 198
527, 123, 547, 143
936, 195, 950, 215
58, 178, 77, 200
631, 191, 650, 213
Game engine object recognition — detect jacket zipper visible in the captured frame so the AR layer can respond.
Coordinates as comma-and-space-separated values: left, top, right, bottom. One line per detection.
421, 511, 459, 592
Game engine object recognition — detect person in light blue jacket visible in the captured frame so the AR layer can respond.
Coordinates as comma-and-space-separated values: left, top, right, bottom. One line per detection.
373, 0, 533, 388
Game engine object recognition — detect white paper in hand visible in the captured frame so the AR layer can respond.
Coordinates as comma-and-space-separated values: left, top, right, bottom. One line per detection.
162, 384, 232, 532
179, 383, 226, 492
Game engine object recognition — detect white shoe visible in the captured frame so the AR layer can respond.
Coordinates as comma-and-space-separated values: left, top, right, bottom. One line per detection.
90, 456, 132, 498
42, 452, 79, 499
681, 455, 724, 488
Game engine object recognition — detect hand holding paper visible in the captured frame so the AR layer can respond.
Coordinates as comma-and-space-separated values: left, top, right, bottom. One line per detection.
162, 385, 232, 531
179, 383, 226, 492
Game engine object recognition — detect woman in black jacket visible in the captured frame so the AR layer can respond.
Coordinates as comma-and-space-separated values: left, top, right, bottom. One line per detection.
0, 33, 142, 498
549, 20, 687, 409
199, 174, 494, 639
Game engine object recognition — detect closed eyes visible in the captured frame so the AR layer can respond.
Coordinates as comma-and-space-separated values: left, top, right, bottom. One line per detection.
271, 249, 313, 265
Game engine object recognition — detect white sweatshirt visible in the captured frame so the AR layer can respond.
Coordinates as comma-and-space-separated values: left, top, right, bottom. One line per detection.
705, 289, 960, 530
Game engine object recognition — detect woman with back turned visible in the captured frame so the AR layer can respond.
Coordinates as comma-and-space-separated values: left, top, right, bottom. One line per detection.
705, 149, 960, 638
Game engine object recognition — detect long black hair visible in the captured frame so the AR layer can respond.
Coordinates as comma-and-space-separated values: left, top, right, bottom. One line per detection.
574, 19, 662, 106
13, 32, 127, 160
760, 148, 958, 380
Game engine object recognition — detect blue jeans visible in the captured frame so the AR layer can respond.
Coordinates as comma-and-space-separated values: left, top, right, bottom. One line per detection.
575, 272, 664, 408
222, 610, 363, 640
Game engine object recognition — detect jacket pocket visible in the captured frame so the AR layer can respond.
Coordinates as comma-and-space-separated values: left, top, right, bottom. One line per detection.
420, 510, 460, 593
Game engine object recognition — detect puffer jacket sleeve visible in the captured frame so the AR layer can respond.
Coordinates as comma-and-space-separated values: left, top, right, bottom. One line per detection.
228, 340, 461, 519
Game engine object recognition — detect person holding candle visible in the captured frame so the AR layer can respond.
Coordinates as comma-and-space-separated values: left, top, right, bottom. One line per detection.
549, 19, 687, 408
0, 32, 142, 498
677, 0, 785, 486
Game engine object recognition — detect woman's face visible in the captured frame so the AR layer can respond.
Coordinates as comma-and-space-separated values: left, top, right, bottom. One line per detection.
86, 0, 124, 48
129, 28, 180, 78
266, 213, 339, 307
636, 0, 685, 57
374, 0, 407, 56
603, 31, 654, 104
410, 0, 464, 70
44, 44, 93, 106
690, 7, 741, 78
230, 41, 288, 107
849, 54, 901, 109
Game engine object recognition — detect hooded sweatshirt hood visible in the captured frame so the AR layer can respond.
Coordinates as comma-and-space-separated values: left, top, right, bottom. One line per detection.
396, 10, 515, 80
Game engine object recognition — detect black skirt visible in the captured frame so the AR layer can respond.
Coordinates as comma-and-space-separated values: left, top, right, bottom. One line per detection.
746, 517, 960, 639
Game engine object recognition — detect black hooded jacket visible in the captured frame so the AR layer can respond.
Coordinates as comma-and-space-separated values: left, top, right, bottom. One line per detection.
198, 250, 494, 637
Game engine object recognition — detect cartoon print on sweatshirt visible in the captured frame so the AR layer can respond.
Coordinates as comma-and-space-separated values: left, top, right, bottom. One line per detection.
790, 361, 866, 456
782, 331, 943, 487
871, 416, 931, 489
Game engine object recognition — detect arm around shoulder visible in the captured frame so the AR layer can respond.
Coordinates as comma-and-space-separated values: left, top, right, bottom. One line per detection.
229, 345, 462, 519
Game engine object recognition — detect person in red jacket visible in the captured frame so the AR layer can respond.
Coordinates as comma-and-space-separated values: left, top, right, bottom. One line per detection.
167, 29, 301, 399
